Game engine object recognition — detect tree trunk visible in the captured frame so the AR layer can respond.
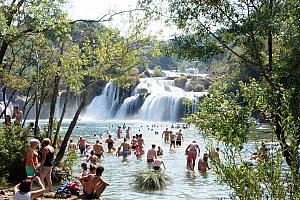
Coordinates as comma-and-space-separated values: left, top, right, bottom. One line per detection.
47, 76, 60, 139
52, 86, 69, 148
22, 94, 36, 127
53, 94, 86, 166
34, 78, 47, 136
0, 88, 16, 119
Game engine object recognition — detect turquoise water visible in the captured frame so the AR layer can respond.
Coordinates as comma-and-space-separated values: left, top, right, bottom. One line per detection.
59, 120, 231, 200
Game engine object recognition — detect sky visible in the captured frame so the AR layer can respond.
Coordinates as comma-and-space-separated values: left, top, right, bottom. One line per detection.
66, 0, 180, 40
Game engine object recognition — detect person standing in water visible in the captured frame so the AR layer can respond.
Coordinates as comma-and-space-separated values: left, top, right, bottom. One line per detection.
137, 134, 145, 154
198, 153, 211, 173
87, 150, 98, 165
209, 147, 220, 162
153, 156, 166, 171
157, 146, 163, 157
176, 129, 184, 147
68, 139, 77, 151
125, 127, 131, 140
119, 138, 130, 159
39, 138, 54, 192
130, 136, 138, 150
147, 144, 157, 165
78, 137, 89, 156
117, 126, 122, 139
185, 141, 201, 171
162, 128, 170, 143
93, 140, 104, 159
170, 131, 176, 150
259, 141, 269, 160
105, 135, 116, 153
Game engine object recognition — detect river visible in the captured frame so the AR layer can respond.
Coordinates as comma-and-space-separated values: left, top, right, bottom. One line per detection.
59, 120, 231, 200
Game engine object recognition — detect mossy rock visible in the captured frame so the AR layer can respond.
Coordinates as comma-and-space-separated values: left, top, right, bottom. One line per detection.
174, 76, 187, 89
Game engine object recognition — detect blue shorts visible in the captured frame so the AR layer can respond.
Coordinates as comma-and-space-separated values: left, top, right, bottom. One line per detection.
123, 150, 129, 158
80, 146, 86, 154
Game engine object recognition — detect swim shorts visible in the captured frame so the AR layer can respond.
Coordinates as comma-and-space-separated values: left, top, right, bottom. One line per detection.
25, 166, 36, 177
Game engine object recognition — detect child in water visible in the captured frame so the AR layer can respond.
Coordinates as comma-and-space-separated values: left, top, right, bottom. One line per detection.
81, 163, 88, 177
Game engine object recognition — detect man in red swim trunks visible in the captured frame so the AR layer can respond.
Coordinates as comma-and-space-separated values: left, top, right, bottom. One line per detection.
185, 141, 200, 171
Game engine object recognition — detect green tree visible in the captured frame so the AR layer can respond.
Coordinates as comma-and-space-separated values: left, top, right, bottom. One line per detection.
139, 0, 300, 198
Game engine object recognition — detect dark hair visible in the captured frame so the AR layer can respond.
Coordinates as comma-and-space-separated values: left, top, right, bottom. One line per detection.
91, 150, 95, 155
81, 163, 87, 170
96, 140, 99, 143
70, 139, 73, 143
19, 179, 32, 193
96, 166, 104, 176
152, 144, 156, 148
89, 164, 96, 171
108, 135, 112, 138
216, 147, 220, 151
123, 138, 126, 142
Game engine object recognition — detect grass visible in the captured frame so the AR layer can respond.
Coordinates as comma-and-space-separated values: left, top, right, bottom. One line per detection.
133, 170, 170, 192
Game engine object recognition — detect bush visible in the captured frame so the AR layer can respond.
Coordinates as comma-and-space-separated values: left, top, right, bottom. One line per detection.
152, 66, 165, 77
186, 82, 205, 92
0, 125, 28, 181
133, 170, 170, 191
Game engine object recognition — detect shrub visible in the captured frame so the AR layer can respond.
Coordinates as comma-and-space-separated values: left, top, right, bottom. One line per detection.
0, 125, 27, 181
152, 66, 165, 77
133, 170, 170, 191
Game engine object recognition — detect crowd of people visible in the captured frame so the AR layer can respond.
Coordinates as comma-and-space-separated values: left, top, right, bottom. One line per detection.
11, 117, 221, 199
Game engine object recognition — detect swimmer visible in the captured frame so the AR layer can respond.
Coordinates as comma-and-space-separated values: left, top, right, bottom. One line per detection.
162, 128, 170, 143
198, 153, 211, 173
185, 141, 200, 171
87, 150, 98, 165
170, 131, 176, 150
119, 138, 130, 159
93, 140, 104, 160
147, 144, 157, 166
105, 135, 116, 153
153, 156, 166, 171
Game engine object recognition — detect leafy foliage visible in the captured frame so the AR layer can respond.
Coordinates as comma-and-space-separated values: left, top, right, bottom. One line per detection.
133, 170, 170, 191
0, 125, 27, 181
152, 66, 165, 77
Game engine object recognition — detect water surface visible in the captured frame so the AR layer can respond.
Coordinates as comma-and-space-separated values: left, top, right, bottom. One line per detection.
60, 120, 231, 200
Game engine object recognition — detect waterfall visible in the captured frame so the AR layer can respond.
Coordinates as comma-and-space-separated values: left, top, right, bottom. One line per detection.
84, 77, 208, 121
139, 93, 182, 121
54, 92, 62, 119
83, 82, 121, 120
115, 95, 142, 119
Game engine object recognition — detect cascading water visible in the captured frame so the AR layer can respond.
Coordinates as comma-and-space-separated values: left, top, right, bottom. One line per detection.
54, 92, 62, 119
83, 82, 121, 120
84, 76, 208, 121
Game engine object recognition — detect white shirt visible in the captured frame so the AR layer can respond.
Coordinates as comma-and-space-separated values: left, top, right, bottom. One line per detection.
14, 191, 31, 200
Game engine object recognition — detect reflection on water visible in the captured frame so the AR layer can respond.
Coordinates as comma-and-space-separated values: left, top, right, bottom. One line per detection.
60, 120, 231, 200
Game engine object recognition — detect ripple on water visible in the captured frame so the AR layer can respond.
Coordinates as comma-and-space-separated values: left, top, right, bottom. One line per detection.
61, 120, 231, 200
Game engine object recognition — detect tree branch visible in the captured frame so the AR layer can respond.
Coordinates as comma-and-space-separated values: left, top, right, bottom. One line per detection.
69, 8, 146, 24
